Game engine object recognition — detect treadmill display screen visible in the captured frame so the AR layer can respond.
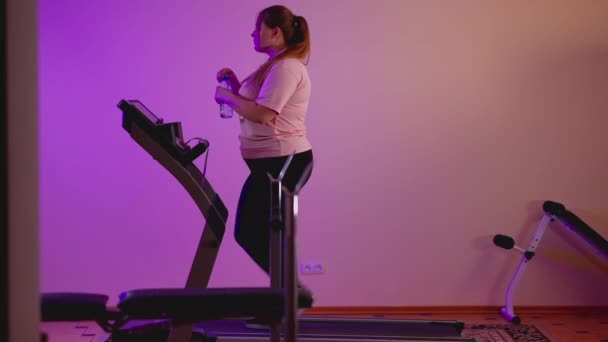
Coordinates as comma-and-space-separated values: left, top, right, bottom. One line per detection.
130, 100, 160, 125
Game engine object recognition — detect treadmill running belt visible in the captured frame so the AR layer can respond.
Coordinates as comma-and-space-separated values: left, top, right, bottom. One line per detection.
197, 317, 466, 339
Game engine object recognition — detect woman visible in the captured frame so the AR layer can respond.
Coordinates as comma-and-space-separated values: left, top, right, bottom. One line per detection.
214, 5, 313, 285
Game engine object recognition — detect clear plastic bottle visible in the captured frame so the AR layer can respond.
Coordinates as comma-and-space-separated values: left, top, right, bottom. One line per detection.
219, 76, 234, 119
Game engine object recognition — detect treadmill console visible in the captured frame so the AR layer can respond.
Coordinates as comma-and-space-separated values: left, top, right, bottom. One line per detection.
118, 99, 208, 165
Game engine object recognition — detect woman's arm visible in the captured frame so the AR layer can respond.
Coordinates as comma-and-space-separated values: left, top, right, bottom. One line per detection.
215, 87, 277, 124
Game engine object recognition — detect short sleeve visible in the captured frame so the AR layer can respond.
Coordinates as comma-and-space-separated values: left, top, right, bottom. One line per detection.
256, 62, 301, 115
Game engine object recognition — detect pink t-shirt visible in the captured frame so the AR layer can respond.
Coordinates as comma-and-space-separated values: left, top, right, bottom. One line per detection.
238, 58, 312, 159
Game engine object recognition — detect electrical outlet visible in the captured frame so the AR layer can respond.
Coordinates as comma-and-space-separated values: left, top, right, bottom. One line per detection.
300, 262, 324, 275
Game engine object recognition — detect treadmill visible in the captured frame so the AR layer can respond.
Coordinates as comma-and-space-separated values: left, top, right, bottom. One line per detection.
114, 99, 472, 341
42, 99, 473, 342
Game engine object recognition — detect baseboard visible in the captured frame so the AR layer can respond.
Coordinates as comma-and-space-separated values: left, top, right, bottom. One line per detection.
303, 306, 608, 315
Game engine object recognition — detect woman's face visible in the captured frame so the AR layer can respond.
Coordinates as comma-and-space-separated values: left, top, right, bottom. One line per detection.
251, 20, 278, 53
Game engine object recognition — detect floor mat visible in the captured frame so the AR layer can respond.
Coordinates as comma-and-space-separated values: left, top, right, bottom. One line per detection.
462, 324, 552, 342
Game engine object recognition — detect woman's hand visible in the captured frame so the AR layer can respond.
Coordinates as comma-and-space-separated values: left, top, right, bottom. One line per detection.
216, 68, 241, 93
213, 86, 277, 124
215, 86, 233, 104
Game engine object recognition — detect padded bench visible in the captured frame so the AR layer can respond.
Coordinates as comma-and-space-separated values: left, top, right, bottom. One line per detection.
543, 200, 608, 256
41, 288, 314, 333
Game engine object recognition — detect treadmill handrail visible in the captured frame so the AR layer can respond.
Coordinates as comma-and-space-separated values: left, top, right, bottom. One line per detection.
119, 99, 228, 241
128, 123, 228, 240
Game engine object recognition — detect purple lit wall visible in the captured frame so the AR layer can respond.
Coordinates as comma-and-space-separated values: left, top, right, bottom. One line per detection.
40, 0, 608, 307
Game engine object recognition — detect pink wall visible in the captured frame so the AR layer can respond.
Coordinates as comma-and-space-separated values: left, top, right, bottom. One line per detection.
40, 0, 608, 307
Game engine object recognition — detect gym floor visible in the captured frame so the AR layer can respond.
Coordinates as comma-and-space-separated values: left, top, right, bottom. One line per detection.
40, 308, 608, 342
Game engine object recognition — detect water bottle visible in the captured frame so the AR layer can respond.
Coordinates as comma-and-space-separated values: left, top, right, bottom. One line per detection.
219, 76, 234, 119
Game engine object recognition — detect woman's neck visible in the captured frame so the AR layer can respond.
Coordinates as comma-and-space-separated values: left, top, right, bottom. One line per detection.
267, 46, 287, 59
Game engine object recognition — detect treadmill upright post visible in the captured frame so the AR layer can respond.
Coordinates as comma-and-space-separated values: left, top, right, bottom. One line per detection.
268, 152, 295, 342
282, 161, 313, 342
282, 191, 298, 342
268, 152, 296, 289
269, 176, 283, 290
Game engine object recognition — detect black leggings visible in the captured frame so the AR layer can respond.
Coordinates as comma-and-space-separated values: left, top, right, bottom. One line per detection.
234, 150, 313, 275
